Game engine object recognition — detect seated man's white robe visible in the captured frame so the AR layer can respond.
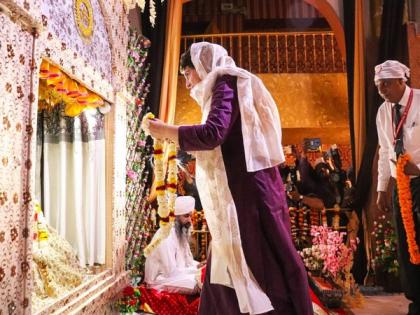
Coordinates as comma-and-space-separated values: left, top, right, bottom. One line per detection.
144, 227, 200, 294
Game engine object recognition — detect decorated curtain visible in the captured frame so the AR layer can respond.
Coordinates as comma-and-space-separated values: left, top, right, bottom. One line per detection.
35, 103, 106, 267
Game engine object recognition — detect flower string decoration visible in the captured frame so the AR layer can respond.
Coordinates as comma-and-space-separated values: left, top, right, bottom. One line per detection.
124, 0, 165, 27
396, 154, 420, 264
141, 113, 177, 257
371, 215, 399, 275
124, 30, 155, 276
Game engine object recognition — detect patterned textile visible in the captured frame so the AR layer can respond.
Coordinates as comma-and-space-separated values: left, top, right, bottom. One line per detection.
37, 103, 105, 144
0, 0, 129, 312
41, 0, 113, 82
139, 286, 200, 315
32, 225, 84, 310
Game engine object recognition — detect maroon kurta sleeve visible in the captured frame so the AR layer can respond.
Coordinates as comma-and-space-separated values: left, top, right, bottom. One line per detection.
178, 75, 239, 151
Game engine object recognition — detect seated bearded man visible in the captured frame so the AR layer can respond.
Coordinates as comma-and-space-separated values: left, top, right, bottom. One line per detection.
144, 196, 203, 294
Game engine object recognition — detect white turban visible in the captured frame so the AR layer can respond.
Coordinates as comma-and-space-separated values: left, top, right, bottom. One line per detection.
174, 196, 195, 215
374, 60, 410, 82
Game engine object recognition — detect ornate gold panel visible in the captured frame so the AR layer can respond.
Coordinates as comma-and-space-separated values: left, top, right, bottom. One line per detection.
174, 73, 350, 145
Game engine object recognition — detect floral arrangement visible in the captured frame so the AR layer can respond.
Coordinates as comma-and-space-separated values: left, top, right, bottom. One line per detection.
300, 226, 358, 281
115, 286, 141, 313
125, 30, 155, 278
300, 226, 361, 306
396, 154, 420, 264
141, 113, 177, 257
38, 60, 104, 117
300, 246, 323, 273
371, 215, 399, 275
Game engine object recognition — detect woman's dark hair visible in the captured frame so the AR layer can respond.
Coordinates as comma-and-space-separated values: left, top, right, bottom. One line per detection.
179, 47, 194, 73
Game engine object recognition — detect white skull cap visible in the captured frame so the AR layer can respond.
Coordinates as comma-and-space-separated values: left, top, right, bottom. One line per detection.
174, 196, 195, 215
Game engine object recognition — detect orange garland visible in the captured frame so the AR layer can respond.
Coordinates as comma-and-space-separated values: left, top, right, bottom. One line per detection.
396, 154, 420, 264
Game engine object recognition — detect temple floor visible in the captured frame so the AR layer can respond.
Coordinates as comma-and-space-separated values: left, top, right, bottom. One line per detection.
348, 294, 409, 315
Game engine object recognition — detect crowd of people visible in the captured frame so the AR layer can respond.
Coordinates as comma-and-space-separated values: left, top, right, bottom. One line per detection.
142, 41, 420, 315
280, 144, 355, 211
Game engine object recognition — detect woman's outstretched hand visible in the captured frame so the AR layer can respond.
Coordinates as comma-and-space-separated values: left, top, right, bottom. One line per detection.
148, 118, 167, 139
146, 118, 180, 144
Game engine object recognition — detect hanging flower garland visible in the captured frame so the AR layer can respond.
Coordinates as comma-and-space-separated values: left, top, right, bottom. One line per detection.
124, 0, 165, 27
123, 29, 160, 279
396, 154, 420, 264
141, 113, 177, 257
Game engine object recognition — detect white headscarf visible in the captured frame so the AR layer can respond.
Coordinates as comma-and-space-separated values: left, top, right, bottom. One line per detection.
374, 60, 410, 82
189, 42, 285, 171
185, 42, 278, 313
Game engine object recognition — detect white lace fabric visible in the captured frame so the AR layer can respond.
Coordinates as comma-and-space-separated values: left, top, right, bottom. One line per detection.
32, 225, 84, 310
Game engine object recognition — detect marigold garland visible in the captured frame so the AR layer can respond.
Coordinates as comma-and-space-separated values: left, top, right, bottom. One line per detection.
396, 153, 420, 265
141, 113, 177, 257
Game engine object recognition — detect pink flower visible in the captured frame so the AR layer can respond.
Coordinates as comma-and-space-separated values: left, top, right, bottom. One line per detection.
308, 225, 357, 279
127, 170, 138, 181
132, 51, 140, 62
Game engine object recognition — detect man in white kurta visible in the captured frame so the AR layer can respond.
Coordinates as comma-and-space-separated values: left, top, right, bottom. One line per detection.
375, 60, 420, 315
144, 196, 201, 294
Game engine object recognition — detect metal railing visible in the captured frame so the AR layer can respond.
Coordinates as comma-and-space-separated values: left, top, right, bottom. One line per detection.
181, 31, 346, 73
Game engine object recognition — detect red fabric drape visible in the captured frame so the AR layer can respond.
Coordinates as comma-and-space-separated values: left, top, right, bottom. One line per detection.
139, 287, 200, 315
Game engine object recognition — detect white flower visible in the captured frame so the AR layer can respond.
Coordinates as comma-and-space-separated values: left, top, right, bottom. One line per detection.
149, 0, 156, 27
141, 112, 155, 135
137, 0, 146, 12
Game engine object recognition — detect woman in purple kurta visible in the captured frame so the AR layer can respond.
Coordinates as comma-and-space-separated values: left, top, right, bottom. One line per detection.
147, 43, 312, 315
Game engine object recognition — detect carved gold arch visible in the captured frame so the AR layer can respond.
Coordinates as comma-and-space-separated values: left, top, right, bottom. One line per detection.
303, 0, 346, 59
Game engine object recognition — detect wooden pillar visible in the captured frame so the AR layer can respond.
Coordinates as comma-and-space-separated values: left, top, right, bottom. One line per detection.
159, 0, 190, 123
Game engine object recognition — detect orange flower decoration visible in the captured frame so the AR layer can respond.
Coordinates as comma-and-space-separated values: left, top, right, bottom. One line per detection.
38, 60, 106, 117
396, 154, 420, 265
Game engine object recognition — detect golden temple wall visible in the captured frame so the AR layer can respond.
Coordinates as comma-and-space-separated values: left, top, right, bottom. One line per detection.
175, 73, 350, 145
